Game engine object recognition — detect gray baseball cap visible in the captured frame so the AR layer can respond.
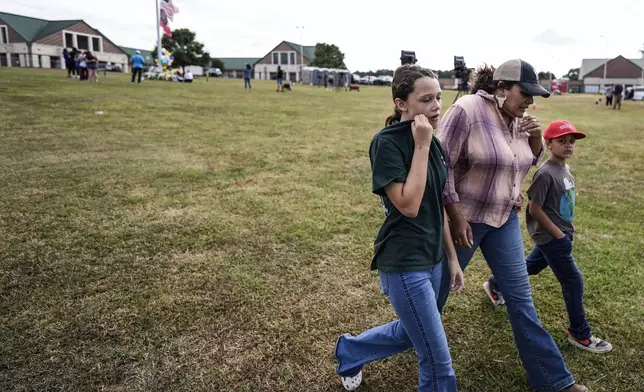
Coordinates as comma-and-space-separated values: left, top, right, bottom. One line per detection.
493, 59, 550, 98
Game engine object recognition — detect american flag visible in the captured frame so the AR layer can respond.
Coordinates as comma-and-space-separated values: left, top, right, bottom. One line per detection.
159, 0, 178, 37
160, 10, 172, 36
160, 0, 179, 21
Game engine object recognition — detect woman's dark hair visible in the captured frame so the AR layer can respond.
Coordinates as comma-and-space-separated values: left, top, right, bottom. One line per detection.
385, 64, 437, 126
470, 64, 517, 94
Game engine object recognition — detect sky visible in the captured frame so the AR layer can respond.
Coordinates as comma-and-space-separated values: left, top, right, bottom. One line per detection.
4, 0, 644, 77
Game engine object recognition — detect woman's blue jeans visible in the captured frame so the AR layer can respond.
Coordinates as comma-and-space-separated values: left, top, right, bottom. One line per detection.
437, 210, 575, 392
335, 263, 458, 392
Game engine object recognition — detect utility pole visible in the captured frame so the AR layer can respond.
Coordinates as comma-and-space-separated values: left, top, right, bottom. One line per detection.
296, 26, 304, 83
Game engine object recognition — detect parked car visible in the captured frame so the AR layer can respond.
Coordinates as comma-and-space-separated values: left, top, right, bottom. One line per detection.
630, 86, 644, 100
205, 68, 223, 77
102, 64, 122, 72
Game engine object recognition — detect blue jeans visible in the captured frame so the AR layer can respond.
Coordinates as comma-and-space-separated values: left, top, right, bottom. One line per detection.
335, 264, 457, 392
244, 77, 251, 88
490, 236, 591, 340
437, 210, 575, 392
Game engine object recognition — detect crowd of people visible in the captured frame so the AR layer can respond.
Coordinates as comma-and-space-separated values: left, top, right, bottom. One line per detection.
63, 48, 99, 83
334, 60, 612, 392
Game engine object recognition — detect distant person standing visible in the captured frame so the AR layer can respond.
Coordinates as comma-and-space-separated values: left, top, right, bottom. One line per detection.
612, 83, 623, 110
131, 50, 145, 84
63, 48, 74, 78
244, 63, 252, 90
78, 52, 88, 81
604, 85, 613, 107
276, 66, 284, 92
85, 51, 98, 83
73, 49, 80, 78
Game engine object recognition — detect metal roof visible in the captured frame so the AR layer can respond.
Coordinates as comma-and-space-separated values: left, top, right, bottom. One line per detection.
0, 11, 54, 42
283, 41, 316, 62
0, 11, 127, 56
219, 57, 261, 70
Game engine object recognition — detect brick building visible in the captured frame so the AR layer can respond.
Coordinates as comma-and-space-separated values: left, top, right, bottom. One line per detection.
253, 41, 315, 82
580, 55, 644, 93
0, 11, 129, 71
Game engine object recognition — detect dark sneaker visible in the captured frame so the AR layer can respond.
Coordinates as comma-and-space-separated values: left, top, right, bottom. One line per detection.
483, 280, 505, 307
566, 331, 613, 353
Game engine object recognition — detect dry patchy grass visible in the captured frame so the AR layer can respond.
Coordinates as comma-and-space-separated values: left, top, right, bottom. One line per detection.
1, 68, 643, 391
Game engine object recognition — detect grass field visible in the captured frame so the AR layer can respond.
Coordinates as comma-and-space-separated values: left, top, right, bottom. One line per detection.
1, 68, 643, 392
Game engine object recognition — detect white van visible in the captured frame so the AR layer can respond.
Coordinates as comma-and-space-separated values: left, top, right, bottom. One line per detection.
632, 86, 644, 101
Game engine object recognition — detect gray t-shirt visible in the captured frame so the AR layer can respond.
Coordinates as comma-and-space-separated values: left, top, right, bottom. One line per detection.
526, 160, 576, 245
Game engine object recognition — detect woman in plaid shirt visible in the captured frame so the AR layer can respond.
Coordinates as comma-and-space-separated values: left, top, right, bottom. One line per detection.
436, 60, 587, 392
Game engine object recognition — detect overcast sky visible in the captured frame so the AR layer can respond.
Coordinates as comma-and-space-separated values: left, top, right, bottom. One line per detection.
5, 0, 644, 76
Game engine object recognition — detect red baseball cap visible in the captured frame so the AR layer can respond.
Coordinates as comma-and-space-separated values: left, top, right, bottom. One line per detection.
543, 120, 586, 140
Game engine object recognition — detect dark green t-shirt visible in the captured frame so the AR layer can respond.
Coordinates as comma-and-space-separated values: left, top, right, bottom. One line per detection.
369, 120, 448, 272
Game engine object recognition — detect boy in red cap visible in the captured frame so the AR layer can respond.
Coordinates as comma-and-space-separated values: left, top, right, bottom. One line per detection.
485, 120, 612, 354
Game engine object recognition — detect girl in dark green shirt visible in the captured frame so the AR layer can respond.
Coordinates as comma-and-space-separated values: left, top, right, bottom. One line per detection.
334, 65, 464, 392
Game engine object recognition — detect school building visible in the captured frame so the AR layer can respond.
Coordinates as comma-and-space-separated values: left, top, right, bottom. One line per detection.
0, 11, 129, 71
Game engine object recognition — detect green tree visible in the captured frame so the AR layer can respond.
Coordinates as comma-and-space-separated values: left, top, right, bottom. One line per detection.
436, 70, 455, 78
565, 68, 580, 81
538, 71, 556, 80
374, 69, 394, 76
209, 58, 225, 71
310, 43, 346, 69
152, 28, 211, 68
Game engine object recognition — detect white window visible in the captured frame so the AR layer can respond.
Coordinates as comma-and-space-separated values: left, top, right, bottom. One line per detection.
62, 30, 103, 52
0, 25, 8, 44
272, 52, 278, 64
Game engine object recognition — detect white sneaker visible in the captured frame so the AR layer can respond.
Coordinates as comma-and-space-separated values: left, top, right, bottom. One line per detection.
483, 280, 506, 307
567, 332, 613, 353
340, 371, 362, 391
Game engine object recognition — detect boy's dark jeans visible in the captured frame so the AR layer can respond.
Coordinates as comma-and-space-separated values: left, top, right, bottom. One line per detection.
491, 235, 592, 340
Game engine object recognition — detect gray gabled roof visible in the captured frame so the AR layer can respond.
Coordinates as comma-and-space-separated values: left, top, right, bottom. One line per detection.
580, 57, 644, 78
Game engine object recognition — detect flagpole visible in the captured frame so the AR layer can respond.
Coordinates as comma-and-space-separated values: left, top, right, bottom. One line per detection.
156, 0, 162, 65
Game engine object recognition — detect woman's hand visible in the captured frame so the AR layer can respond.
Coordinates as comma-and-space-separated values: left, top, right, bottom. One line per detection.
514, 193, 525, 212
449, 260, 465, 292
521, 115, 542, 139
450, 215, 473, 248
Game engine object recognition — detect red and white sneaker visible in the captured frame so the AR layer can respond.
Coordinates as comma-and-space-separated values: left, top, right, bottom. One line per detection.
566, 331, 613, 353
483, 280, 505, 307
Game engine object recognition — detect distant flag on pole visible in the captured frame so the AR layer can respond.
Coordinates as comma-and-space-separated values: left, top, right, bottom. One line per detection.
160, 0, 179, 21
159, 0, 179, 37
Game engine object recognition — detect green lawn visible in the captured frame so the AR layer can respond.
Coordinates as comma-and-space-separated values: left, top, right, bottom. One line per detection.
1, 68, 642, 392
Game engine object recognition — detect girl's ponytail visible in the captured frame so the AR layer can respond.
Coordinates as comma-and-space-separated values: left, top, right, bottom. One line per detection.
385, 107, 402, 126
